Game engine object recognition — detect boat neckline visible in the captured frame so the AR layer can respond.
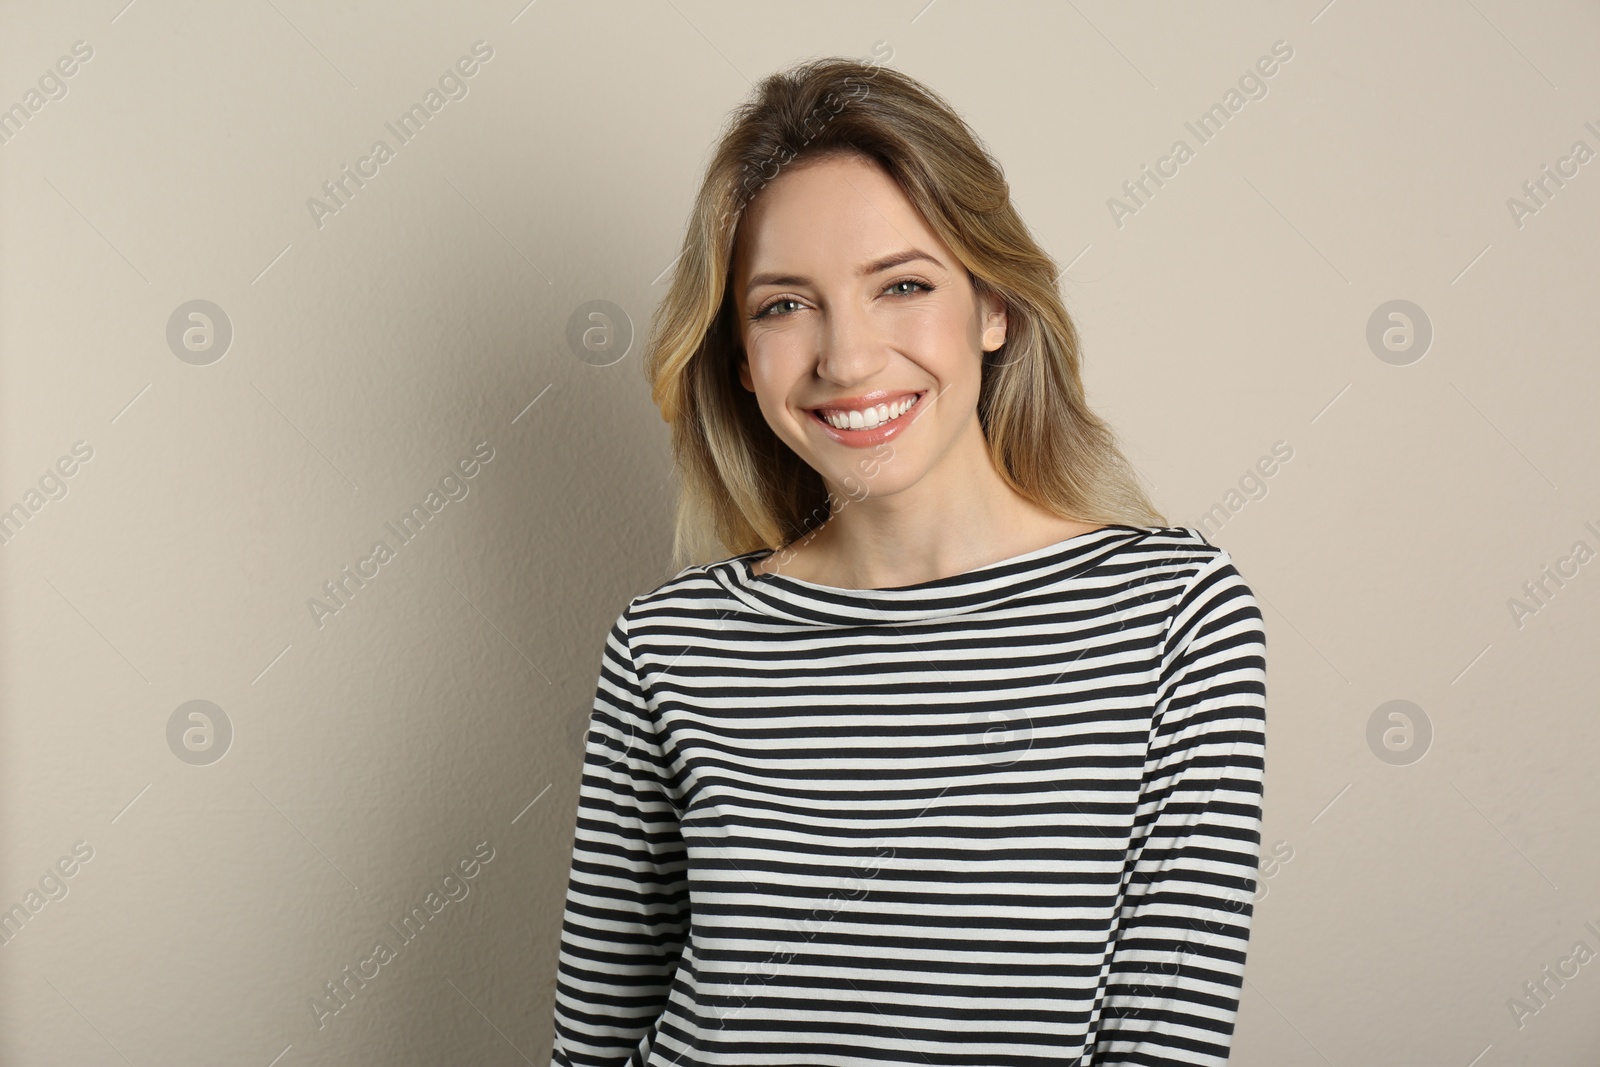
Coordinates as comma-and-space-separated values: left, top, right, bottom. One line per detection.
731, 522, 1148, 596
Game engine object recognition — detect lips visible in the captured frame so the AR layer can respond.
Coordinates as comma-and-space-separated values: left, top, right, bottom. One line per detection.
805, 389, 928, 447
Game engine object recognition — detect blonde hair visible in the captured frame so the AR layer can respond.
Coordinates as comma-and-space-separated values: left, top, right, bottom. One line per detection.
643, 54, 1166, 571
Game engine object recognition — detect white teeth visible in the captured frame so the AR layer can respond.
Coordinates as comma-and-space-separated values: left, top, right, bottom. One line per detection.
821, 394, 918, 431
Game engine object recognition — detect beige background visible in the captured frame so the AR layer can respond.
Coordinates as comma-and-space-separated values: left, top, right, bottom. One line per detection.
2, 1, 1597, 1064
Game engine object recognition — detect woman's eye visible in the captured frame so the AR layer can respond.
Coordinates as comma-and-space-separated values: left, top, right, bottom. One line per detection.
753, 298, 802, 321
753, 280, 931, 321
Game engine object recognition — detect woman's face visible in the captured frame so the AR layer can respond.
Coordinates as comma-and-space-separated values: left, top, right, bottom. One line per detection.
731, 151, 1007, 505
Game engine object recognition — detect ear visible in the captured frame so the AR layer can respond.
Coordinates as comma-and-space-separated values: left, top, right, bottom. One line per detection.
737, 352, 753, 392
979, 291, 1008, 352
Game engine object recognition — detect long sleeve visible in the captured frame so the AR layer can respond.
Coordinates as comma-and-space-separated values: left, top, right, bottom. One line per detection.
550, 605, 690, 1067
1086, 551, 1268, 1065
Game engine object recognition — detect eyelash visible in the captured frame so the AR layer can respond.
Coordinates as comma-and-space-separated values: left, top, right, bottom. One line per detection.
750, 277, 935, 321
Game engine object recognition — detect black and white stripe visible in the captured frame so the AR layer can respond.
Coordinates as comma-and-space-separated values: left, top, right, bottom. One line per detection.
550, 524, 1267, 1066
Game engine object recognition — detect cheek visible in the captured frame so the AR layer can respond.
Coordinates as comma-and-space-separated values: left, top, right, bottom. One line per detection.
905, 310, 958, 348
895, 305, 980, 382
891, 299, 967, 344
744, 332, 805, 394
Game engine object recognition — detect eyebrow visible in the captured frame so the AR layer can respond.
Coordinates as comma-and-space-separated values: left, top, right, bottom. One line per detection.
742, 249, 944, 298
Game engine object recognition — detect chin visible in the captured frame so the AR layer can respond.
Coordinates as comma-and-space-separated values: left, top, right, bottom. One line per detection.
824, 459, 920, 502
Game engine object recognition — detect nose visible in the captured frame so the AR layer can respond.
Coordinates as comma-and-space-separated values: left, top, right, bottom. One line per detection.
815, 299, 885, 387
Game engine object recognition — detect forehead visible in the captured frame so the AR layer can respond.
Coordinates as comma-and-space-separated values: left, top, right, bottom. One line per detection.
732, 153, 938, 277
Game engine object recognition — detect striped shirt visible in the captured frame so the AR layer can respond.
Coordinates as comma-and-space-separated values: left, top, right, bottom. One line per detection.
550, 524, 1267, 1066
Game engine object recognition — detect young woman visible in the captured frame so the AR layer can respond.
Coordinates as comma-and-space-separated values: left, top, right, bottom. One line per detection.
550, 55, 1267, 1067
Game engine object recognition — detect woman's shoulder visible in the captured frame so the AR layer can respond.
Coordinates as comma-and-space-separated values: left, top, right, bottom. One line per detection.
1114, 524, 1256, 613
1128, 523, 1212, 545
607, 549, 762, 630
1132, 525, 1261, 633
1133, 523, 1236, 568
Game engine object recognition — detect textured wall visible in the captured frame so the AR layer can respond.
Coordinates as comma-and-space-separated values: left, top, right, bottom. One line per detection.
1, 1, 1596, 1064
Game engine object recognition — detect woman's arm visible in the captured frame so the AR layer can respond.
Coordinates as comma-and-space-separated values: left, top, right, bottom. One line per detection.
1087, 551, 1268, 1065
550, 606, 690, 1067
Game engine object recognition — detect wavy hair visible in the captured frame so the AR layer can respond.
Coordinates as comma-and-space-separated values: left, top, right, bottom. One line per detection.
643, 52, 1165, 570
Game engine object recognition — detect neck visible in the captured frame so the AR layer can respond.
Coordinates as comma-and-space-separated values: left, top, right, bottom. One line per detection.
798, 412, 1088, 589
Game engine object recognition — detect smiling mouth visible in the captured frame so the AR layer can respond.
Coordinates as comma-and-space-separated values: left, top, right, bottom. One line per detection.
809, 391, 926, 431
